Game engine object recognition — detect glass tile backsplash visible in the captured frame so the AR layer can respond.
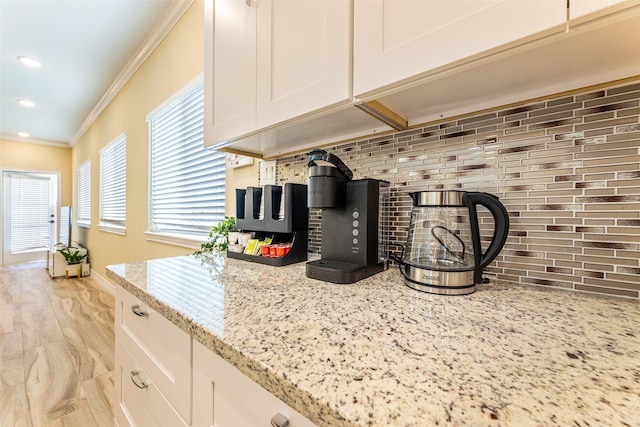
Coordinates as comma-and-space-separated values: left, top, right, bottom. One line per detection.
276, 80, 640, 299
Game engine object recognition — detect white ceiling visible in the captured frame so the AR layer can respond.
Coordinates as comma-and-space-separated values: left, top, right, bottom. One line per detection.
0, 0, 192, 146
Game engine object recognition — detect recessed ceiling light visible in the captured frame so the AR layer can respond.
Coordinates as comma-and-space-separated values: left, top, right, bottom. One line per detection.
17, 56, 42, 68
17, 132, 30, 138
18, 99, 36, 107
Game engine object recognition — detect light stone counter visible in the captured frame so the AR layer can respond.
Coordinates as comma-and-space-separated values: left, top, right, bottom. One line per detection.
106, 254, 640, 427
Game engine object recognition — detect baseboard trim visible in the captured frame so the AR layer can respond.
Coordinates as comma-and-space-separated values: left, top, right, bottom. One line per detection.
88, 269, 116, 296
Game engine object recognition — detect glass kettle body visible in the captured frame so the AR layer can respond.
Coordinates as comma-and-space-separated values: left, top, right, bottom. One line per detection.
401, 190, 509, 295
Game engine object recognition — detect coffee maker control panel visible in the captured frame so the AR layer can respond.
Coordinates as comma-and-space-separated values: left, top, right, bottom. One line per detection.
321, 180, 382, 266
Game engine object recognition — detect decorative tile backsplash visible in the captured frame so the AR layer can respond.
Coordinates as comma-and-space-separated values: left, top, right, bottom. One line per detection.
277, 81, 640, 299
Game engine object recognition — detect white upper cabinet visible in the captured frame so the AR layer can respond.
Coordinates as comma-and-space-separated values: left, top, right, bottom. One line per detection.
353, 0, 567, 97
205, 0, 352, 148
570, 0, 631, 19
205, 0, 257, 146
205, 0, 638, 158
256, 0, 351, 129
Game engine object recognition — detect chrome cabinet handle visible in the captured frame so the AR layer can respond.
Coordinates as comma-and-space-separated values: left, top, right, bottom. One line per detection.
130, 304, 148, 317
130, 370, 149, 389
270, 413, 289, 427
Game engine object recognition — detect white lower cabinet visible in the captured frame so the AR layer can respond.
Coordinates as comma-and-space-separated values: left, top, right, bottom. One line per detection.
115, 288, 317, 427
192, 341, 317, 427
115, 288, 192, 427
115, 342, 189, 427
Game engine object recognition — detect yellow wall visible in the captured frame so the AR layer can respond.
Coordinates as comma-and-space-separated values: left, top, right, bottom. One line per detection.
72, 0, 259, 277
226, 159, 260, 215
0, 139, 72, 205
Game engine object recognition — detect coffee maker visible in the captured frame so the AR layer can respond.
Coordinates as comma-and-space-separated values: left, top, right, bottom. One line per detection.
305, 149, 389, 284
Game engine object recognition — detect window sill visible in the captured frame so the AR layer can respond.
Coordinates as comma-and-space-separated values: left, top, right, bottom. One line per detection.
98, 223, 126, 235
144, 231, 206, 250
77, 221, 91, 229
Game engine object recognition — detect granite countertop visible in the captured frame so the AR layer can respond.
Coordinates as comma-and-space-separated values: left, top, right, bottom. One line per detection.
106, 254, 640, 427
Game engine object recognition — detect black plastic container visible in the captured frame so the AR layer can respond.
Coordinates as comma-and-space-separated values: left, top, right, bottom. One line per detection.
225, 231, 308, 266
228, 183, 308, 266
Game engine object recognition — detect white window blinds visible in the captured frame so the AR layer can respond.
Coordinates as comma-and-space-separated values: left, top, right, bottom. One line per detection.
99, 134, 126, 233
77, 160, 91, 227
148, 79, 226, 235
9, 173, 52, 253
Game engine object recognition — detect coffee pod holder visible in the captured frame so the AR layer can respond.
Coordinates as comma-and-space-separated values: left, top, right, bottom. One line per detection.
227, 183, 308, 266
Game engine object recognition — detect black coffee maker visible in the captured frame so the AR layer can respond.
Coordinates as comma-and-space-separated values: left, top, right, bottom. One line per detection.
305, 149, 389, 284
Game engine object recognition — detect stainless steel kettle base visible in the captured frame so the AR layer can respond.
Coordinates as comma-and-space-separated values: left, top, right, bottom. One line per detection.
403, 279, 475, 296
401, 264, 476, 295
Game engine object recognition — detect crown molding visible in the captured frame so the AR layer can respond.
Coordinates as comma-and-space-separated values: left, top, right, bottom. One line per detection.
0, 133, 70, 148
70, 0, 195, 146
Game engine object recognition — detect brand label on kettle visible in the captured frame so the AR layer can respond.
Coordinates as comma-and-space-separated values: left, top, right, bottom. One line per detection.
421, 273, 440, 283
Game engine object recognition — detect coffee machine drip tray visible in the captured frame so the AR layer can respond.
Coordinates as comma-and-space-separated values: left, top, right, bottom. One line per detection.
307, 259, 386, 284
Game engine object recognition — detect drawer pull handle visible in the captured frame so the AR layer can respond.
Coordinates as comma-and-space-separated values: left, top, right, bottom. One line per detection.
270, 413, 289, 427
130, 304, 148, 317
130, 370, 149, 389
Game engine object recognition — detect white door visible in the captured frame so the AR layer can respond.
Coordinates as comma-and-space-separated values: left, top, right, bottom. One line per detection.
1, 171, 58, 265
256, 0, 352, 129
204, 0, 257, 146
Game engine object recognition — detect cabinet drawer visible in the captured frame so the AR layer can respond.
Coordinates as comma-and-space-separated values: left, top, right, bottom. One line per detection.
115, 342, 189, 427
115, 287, 191, 422
193, 341, 317, 427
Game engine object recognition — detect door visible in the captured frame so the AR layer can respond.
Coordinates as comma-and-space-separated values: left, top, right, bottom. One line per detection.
1, 171, 58, 265
204, 0, 257, 146
256, 0, 352, 129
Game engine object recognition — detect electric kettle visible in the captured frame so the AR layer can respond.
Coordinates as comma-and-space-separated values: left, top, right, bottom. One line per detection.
399, 190, 509, 295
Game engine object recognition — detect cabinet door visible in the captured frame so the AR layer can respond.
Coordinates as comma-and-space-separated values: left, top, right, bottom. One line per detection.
192, 341, 317, 427
115, 287, 192, 423
115, 343, 189, 427
353, 0, 566, 96
204, 0, 257, 146
256, 0, 351, 129
570, 0, 630, 19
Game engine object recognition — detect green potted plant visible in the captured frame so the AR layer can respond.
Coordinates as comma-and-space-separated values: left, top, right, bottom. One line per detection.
57, 247, 88, 278
194, 216, 239, 255
57, 247, 87, 265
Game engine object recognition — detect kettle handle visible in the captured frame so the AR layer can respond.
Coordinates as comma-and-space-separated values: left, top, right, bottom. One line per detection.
465, 192, 509, 283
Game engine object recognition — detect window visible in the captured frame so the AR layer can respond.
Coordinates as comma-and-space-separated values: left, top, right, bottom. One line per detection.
147, 78, 225, 247
77, 160, 91, 227
99, 133, 127, 234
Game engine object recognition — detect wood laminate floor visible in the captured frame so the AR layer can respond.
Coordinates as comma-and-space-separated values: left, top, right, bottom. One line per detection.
0, 262, 115, 427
